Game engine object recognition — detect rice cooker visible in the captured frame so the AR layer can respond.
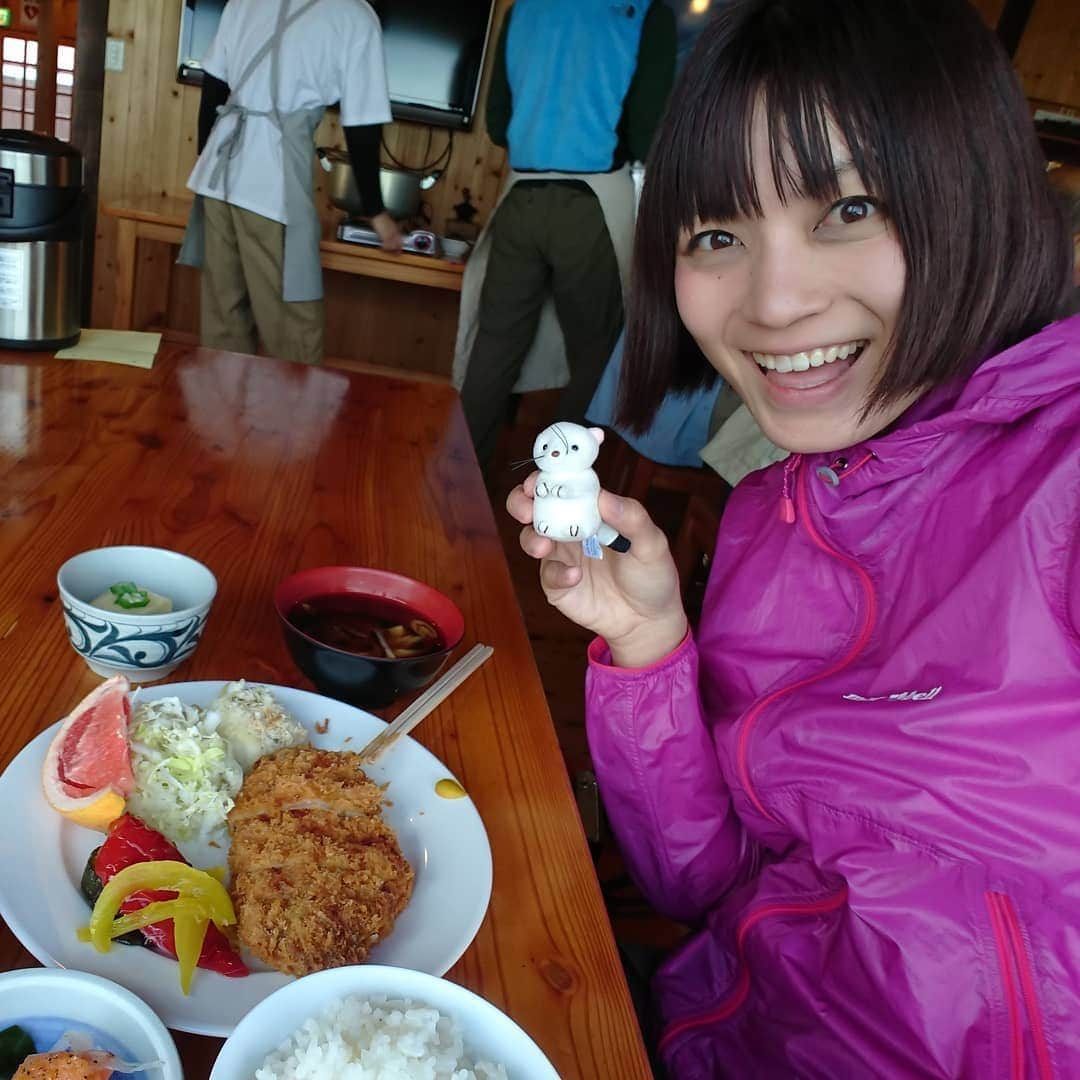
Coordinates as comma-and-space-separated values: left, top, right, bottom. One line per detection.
0, 131, 83, 349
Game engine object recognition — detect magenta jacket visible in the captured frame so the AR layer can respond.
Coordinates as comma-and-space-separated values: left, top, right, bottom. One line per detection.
586, 315, 1080, 1078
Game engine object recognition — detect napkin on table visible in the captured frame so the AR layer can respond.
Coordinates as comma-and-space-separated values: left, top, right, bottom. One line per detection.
54, 329, 162, 369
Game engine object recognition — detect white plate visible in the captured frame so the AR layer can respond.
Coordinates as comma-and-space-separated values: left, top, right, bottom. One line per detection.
0, 681, 493, 1037
0, 967, 183, 1079
210, 965, 561, 1080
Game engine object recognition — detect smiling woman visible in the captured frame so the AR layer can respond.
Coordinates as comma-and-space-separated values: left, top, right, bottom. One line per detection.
672, 115, 910, 452
504, 0, 1080, 1076
622, 0, 1070, 446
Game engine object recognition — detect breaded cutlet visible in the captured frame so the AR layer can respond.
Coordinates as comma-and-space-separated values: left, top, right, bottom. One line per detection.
228, 745, 387, 824
226, 746, 414, 976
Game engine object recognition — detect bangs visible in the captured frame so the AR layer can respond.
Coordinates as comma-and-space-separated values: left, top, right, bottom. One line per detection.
672, 5, 888, 235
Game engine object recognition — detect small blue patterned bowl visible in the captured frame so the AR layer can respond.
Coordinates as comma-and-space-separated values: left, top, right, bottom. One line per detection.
0, 968, 182, 1079
57, 546, 217, 684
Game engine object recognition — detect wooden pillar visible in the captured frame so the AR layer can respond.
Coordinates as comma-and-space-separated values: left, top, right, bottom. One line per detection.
73, 0, 110, 325
33, 0, 58, 136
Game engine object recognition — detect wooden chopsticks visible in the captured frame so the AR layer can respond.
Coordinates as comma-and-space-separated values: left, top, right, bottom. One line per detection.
358, 642, 494, 763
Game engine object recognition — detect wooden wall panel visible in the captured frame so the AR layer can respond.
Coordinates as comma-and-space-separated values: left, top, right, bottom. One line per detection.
11, 0, 78, 38
90, 0, 512, 377
91, 0, 137, 330
1013, 0, 1080, 109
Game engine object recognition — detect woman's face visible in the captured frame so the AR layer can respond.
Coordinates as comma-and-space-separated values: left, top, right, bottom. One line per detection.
674, 110, 918, 454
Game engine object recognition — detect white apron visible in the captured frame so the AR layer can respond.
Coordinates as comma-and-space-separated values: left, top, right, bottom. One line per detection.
452, 164, 636, 393
177, 0, 326, 303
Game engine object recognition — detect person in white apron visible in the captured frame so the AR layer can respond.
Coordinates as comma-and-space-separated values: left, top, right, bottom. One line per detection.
178, 0, 401, 366
454, 0, 676, 472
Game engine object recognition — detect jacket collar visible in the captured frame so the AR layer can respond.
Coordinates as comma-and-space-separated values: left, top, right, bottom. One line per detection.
804, 313, 1080, 499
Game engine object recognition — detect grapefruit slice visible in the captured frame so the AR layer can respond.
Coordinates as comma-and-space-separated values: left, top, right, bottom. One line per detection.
42, 675, 134, 830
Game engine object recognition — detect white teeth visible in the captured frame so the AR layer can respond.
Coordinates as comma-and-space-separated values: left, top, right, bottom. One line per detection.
751, 340, 866, 372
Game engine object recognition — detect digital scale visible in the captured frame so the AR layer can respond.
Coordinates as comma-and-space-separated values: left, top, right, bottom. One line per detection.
336, 220, 441, 257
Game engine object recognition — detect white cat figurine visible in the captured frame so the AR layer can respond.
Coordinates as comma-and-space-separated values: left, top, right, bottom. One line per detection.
531, 422, 629, 553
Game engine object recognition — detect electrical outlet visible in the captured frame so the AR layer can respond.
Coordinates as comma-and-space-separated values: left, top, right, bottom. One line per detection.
104, 37, 125, 73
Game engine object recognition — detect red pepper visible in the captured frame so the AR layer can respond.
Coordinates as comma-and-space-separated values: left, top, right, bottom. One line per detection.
94, 813, 248, 978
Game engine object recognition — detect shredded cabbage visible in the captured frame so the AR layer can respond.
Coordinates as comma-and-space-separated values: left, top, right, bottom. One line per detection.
127, 696, 243, 842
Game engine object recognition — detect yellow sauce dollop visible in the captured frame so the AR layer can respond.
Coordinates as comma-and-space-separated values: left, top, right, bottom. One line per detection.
435, 778, 467, 800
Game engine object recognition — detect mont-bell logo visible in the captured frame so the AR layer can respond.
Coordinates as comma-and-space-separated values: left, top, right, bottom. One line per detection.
843, 686, 943, 703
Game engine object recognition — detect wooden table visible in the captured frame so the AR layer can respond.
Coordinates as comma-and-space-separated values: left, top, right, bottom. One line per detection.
0, 343, 650, 1080
102, 195, 466, 331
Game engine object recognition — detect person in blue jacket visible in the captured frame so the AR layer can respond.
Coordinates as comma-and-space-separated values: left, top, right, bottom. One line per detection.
459, 0, 676, 472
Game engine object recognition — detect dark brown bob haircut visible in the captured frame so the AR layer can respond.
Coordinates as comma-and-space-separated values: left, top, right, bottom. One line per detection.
617, 0, 1073, 432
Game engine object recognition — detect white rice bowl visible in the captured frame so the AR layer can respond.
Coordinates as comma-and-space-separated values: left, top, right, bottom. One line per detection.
255, 995, 506, 1079
210, 966, 561, 1080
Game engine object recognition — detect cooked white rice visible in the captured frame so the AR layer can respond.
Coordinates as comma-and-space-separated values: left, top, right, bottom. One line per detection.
254, 995, 510, 1079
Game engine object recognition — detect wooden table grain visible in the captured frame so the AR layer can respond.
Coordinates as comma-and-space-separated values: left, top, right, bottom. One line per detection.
0, 343, 650, 1080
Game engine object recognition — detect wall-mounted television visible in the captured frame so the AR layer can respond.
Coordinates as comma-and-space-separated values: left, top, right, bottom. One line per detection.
177, 0, 497, 132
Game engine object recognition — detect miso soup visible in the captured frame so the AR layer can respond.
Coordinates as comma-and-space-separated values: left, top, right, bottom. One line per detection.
287, 594, 443, 659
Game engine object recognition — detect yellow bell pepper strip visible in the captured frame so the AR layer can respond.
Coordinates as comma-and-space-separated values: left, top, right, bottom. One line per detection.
82, 859, 236, 994
89, 814, 248, 981
87, 860, 234, 950
77, 895, 209, 943
173, 911, 210, 996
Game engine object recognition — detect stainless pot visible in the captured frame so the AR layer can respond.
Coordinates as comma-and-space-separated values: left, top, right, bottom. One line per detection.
0, 131, 82, 350
317, 147, 436, 220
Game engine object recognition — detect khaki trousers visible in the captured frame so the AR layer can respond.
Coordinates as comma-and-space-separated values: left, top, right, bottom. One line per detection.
200, 197, 324, 365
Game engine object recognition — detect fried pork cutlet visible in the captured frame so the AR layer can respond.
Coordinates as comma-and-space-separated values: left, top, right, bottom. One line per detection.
227, 746, 414, 976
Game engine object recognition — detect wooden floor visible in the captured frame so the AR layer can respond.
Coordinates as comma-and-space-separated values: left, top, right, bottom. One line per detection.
488, 391, 694, 953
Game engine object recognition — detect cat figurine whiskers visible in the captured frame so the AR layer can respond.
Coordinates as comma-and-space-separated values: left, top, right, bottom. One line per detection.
531, 422, 630, 554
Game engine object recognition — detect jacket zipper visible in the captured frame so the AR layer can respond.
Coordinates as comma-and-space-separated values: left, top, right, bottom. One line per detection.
657, 885, 849, 1055
738, 458, 879, 824
986, 891, 1054, 1080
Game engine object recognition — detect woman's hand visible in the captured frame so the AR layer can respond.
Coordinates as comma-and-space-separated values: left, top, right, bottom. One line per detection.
507, 474, 689, 668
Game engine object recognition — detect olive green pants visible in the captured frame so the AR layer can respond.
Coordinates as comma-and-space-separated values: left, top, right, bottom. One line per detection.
461, 181, 624, 469
200, 197, 324, 366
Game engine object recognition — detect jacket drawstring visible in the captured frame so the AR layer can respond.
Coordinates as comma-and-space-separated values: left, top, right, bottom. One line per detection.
780, 455, 802, 523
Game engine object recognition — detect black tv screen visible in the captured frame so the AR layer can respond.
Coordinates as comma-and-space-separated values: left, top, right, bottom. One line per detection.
177, 0, 497, 131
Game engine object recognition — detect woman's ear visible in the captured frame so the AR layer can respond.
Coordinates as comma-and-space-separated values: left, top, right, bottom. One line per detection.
588, 426, 605, 445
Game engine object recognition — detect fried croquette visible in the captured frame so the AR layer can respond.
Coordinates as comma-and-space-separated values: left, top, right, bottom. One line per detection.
226, 746, 414, 976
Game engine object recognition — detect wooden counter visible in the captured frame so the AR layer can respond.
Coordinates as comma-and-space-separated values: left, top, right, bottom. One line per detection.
102, 195, 466, 332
